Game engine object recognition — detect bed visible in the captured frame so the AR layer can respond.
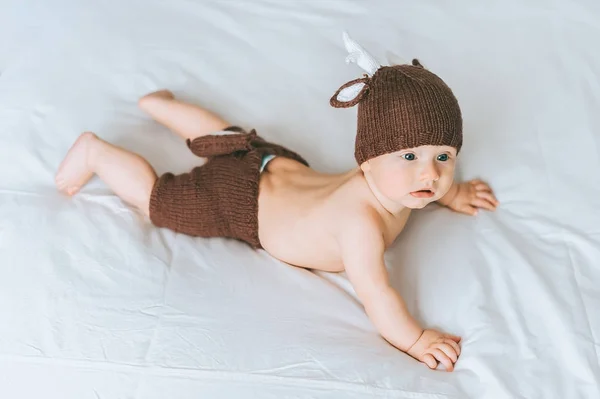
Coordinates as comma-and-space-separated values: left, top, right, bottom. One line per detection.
1, 0, 599, 397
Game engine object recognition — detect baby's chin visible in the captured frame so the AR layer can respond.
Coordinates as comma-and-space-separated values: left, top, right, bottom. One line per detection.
403, 202, 429, 209
400, 195, 439, 209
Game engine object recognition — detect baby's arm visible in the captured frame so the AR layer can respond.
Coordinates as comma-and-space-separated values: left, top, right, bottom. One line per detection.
340, 220, 422, 351
340, 215, 462, 371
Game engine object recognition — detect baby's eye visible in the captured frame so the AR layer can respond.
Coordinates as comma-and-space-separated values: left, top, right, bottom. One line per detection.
402, 153, 416, 161
437, 154, 449, 162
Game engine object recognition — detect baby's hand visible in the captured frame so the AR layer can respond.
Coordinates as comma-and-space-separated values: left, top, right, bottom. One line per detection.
406, 329, 462, 371
446, 179, 499, 216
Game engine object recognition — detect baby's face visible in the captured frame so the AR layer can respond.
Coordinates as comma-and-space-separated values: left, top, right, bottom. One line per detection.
362, 145, 457, 209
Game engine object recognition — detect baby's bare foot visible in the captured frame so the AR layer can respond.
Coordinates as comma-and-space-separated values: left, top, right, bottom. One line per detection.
55, 132, 97, 196
138, 89, 174, 110
146, 89, 174, 100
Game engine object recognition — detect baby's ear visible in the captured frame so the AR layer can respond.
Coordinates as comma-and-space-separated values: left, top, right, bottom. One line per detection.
330, 77, 370, 108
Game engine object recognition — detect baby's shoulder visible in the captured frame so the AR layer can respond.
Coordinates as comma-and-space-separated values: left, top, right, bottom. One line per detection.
334, 200, 385, 237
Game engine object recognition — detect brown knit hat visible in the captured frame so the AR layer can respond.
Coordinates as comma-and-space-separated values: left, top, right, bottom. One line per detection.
330, 35, 463, 165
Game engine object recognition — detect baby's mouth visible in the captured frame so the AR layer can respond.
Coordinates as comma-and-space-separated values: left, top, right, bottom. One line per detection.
409, 189, 435, 198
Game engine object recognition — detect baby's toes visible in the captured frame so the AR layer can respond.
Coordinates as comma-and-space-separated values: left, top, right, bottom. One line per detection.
55, 176, 67, 189
66, 186, 80, 196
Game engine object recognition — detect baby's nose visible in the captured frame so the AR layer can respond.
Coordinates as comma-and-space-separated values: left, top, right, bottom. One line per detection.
420, 163, 440, 181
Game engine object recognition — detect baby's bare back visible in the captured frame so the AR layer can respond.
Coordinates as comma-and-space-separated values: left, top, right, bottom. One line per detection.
257, 157, 410, 271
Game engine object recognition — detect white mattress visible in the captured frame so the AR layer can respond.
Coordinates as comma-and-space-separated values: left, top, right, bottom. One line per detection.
1, 1, 599, 398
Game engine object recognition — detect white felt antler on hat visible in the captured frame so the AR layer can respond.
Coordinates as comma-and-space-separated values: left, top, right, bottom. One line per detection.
342, 31, 381, 76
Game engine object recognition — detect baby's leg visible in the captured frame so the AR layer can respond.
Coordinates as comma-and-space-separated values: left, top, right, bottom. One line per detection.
55, 132, 157, 216
138, 90, 231, 141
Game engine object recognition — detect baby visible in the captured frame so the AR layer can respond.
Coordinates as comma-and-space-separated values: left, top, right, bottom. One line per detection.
55, 35, 498, 372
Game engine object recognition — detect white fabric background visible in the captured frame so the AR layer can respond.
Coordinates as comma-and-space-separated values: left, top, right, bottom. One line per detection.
0, 1, 599, 398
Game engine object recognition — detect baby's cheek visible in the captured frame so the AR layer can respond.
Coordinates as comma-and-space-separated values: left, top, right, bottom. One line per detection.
385, 183, 408, 200
438, 178, 454, 197
384, 170, 407, 188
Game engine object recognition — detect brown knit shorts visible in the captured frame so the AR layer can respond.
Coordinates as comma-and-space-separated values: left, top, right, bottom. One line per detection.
148, 127, 308, 248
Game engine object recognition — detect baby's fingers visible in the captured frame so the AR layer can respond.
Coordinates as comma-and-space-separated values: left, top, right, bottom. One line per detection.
472, 182, 492, 192
443, 338, 461, 356
471, 198, 496, 212
470, 179, 490, 190
460, 205, 478, 216
445, 334, 461, 342
424, 348, 454, 372
431, 342, 458, 363
476, 191, 499, 207
422, 353, 437, 369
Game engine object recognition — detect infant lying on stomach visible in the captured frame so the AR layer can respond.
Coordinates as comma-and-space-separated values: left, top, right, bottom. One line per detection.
55, 34, 498, 372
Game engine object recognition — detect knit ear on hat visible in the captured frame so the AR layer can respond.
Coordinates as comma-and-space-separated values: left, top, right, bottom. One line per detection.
412, 58, 425, 68
386, 52, 427, 69
330, 77, 370, 108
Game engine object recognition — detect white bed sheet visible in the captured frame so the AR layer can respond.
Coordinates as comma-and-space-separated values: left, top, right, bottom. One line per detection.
1, 0, 599, 398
